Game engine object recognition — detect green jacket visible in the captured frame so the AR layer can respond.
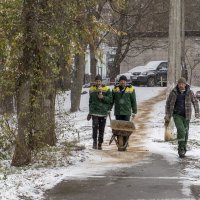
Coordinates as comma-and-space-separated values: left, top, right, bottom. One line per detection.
89, 84, 112, 116
112, 84, 137, 116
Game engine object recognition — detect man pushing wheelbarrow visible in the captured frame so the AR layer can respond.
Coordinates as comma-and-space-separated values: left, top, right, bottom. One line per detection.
110, 75, 137, 151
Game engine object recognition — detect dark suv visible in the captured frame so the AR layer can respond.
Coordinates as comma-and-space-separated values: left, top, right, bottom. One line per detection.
131, 61, 168, 87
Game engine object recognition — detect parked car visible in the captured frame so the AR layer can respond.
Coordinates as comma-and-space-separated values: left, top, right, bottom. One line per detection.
115, 66, 144, 83
130, 61, 168, 87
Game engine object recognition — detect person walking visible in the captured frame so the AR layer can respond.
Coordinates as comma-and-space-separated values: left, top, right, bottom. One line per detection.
112, 75, 137, 121
112, 75, 137, 146
165, 77, 200, 158
87, 75, 112, 150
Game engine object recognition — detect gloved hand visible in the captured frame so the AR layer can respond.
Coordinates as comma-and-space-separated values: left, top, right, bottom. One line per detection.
164, 114, 170, 126
132, 113, 136, 119
98, 92, 103, 99
195, 113, 200, 118
87, 114, 92, 121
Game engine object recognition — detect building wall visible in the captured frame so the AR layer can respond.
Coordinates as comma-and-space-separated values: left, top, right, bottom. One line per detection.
185, 37, 200, 86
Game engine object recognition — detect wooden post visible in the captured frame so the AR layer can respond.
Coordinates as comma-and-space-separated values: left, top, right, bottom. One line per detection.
168, 0, 185, 89
166, 0, 185, 141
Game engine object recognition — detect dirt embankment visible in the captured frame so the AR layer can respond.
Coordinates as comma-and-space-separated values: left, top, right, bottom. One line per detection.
99, 89, 167, 164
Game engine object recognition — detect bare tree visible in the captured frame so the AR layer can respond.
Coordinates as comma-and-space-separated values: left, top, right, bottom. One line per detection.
70, 0, 107, 112
185, 47, 200, 84
107, 0, 169, 81
88, 0, 107, 82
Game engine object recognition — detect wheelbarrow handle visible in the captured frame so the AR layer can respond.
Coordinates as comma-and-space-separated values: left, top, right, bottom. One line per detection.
108, 111, 112, 122
109, 134, 115, 145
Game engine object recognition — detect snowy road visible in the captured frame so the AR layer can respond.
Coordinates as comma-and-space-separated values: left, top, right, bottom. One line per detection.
45, 154, 195, 200
1, 86, 200, 200
45, 87, 200, 200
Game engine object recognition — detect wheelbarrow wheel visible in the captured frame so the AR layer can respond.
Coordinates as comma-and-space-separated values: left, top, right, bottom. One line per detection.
118, 136, 127, 151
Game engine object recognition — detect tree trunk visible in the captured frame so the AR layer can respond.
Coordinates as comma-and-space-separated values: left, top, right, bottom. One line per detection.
12, 0, 57, 166
181, 1, 187, 79
110, 35, 124, 82
87, 1, 107, 82
0, 95, 14, 115
90, 44, 97, 82
56, 46, 71, 91
190, 69, 193, 85
12, 0, 37, 166
110, 61, 121, 82
109, 13, 126, 81
33, 82, 57, 147
11, 80, 31, 166
70, 52, 85, 112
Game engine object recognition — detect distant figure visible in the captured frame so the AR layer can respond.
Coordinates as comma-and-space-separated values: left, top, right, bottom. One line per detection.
165, 77, 200, 158
87, 75, 112, 150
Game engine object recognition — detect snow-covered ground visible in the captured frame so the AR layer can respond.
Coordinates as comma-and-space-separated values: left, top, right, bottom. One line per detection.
0, 86, 200, 200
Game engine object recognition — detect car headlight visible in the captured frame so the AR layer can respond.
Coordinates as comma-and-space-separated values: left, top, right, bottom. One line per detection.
141, 72, 148, 75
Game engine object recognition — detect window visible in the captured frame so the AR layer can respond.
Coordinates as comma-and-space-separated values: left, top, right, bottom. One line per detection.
157, 62, 168, 71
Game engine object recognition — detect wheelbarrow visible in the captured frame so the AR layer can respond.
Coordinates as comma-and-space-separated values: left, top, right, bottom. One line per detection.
109, 120, 136, 151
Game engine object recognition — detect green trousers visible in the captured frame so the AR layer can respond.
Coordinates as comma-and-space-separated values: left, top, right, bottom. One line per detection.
173, 114, 190, 151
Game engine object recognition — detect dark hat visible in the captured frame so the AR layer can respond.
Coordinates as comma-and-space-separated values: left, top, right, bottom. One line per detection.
177, 77, 187, 84
119, 75, 127, 81
95, 74, 102, 81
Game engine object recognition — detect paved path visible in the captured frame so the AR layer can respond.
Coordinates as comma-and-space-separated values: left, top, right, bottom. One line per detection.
45, 89, 199, 199
45, 154, 194, 200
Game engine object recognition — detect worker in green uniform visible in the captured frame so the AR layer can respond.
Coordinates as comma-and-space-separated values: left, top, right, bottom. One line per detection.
87, 75, 112, 150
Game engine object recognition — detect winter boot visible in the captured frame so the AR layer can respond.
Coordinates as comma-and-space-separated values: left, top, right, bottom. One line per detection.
98, 143, 102, 150
93, 141, 97, 149
178, 148, 186, 158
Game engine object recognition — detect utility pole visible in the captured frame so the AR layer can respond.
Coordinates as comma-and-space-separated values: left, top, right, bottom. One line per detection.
165, 0, 185, 141
168, 0, 185, 88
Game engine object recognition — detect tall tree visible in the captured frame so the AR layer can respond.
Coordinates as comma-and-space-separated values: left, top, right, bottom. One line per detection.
70, 52, 86, 112
70, 0, 106, 112
2, 0, 109, 165
0, 0, 22, 114
12, 0, 58, 166
12, 0, 38, 166
89, 0, 107, 82
108, 0, 158, 81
